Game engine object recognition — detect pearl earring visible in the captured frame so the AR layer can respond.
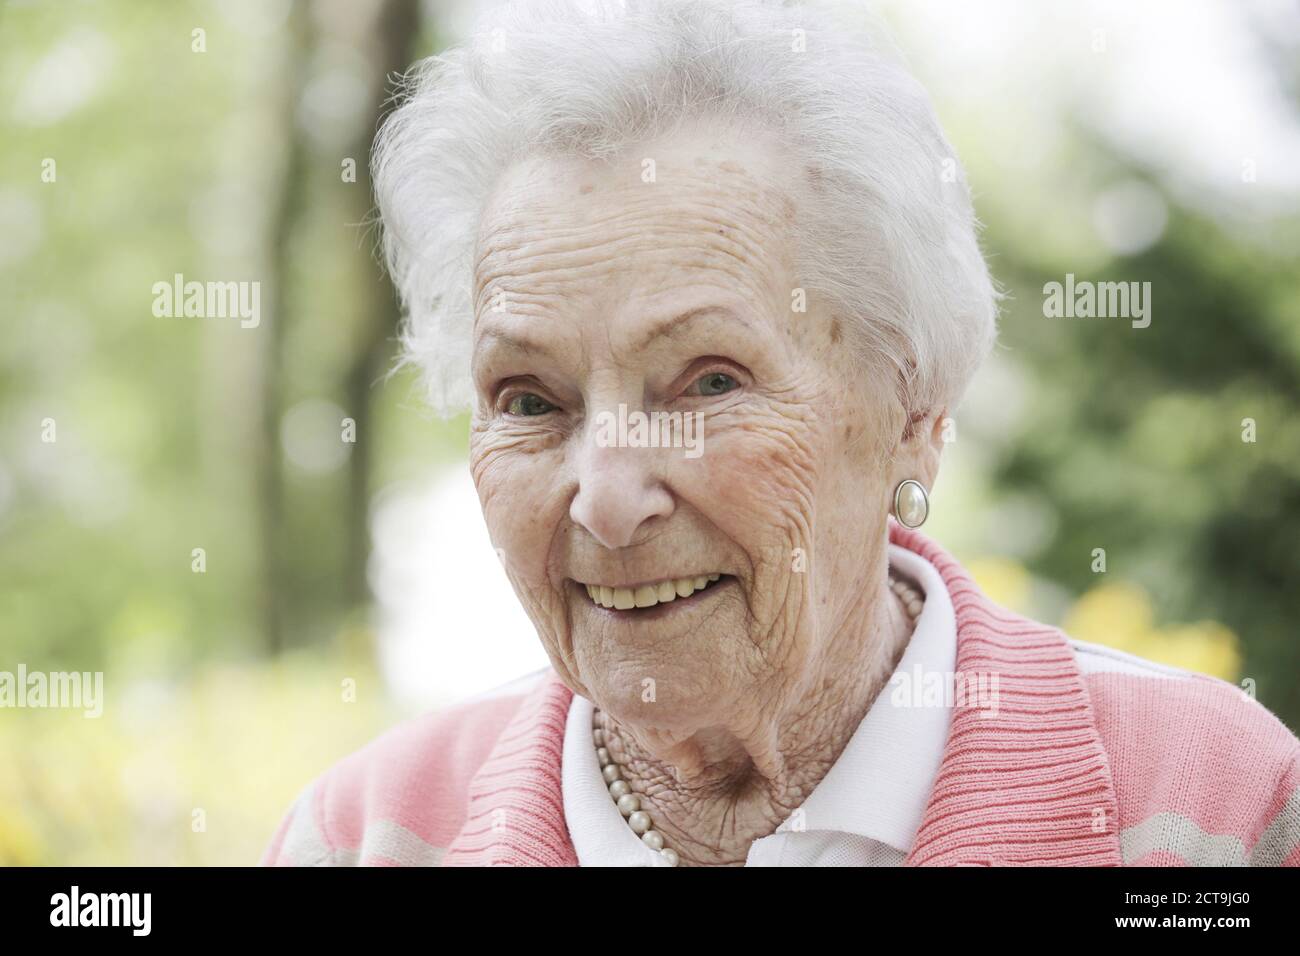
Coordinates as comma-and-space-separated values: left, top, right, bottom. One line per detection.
893, 479, 929, 529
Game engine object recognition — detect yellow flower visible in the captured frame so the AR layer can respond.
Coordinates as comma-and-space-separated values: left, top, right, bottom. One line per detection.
1063, 581, 1241, 681
965, 556, 1033, 612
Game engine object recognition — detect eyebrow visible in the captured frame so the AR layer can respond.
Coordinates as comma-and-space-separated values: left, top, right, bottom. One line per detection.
636, 305, 753, 352
476, 305, 753, 358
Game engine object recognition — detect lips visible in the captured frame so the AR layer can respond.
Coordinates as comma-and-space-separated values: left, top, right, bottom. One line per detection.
580, 573, 723, 610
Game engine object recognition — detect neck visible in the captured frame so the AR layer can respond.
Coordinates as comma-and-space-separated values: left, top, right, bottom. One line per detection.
596, 572, 917, 866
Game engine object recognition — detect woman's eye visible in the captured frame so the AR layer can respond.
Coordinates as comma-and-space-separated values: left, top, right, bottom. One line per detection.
692, 371, 739, 397
506, 392, 557, 416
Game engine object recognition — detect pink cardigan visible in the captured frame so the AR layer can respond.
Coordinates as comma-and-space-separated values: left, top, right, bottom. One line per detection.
261, 524, 1300, 866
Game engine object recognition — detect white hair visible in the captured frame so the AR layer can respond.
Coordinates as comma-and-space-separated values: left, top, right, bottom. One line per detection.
373, 0, 998, 417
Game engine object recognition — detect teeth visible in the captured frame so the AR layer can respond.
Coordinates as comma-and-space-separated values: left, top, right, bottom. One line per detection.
583, 574, 723, 609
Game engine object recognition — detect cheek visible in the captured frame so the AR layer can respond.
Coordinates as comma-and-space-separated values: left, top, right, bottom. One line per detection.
469, 425, 569, 589
671, 400, 827, 559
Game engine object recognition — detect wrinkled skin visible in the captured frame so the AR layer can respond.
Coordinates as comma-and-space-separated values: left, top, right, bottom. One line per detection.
468, 121, 945, 865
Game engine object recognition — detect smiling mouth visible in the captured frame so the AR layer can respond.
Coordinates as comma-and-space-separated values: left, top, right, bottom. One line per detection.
578, 573, 727, 610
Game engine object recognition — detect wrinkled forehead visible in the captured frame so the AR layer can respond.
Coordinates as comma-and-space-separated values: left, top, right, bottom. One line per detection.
471, 131, 803, 325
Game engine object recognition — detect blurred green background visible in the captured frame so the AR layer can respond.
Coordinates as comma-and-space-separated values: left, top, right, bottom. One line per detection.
1, 0, 1297, 865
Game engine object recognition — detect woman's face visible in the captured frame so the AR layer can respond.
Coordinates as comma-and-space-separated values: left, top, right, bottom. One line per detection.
469, 126, 912, 747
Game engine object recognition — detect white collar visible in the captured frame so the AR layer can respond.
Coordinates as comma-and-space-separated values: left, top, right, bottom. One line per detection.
561, 544, 957, 865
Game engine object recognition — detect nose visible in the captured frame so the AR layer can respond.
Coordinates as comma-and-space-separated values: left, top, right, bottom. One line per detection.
569, 428, 675, 551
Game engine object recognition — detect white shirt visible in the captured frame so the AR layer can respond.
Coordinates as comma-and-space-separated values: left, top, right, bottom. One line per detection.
561, 544, 957, 866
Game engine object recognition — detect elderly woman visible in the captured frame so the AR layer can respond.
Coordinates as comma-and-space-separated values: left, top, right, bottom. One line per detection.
262, 0, 1300, 867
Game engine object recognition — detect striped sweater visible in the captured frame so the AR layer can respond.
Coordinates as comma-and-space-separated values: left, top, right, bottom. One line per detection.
261, 524, 1300, 866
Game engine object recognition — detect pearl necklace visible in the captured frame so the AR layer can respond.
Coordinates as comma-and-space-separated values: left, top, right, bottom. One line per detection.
593, 571, 926, 866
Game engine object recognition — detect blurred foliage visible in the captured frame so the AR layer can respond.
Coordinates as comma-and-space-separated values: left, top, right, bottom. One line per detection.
1063, 582, 1242, 679
968, 558, 1242, 681
0, 0, 1296, 865
972, 177, 1300, 721
0, 645, 395, 866
0, 0, 447, 865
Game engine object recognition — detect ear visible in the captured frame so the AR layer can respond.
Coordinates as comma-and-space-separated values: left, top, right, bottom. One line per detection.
888, 406, 948, 496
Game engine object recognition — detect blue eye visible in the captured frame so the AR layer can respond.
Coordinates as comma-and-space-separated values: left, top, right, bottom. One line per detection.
693, 372, 738, 396
506, 393, 557, 416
